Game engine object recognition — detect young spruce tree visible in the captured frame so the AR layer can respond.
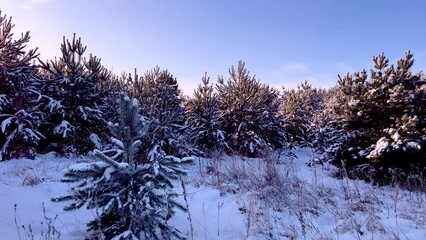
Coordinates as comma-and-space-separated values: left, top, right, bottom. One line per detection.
216, 61, 287, 156
280, 81, 324, 146
131, 67, 186, 159
186, 73, 228, 156
329, 52, 426, 183
53, 93, 191, 240
39, 34, 110, 154
0, 10, 47, 160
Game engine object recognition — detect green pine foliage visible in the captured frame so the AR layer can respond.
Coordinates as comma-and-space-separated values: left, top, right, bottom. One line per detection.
328, 52, 426, 183
216, 61, 288, 156
39, 34, 111, 154
3, 8, 426, 189
53, 93, 191, 239
99, 71, 132, 124
186, 73, 228, 156
131, 67, 187, 159
280, 81, 325, 146
0, 10, 45, 160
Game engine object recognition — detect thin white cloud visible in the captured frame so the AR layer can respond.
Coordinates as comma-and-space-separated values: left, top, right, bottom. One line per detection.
15, 0, 50, 9
265, 62, 337, 90
20, 4, 32, 9
29, 0, 49, 3
338, 62, 354, 73
280, 63, 310, 72
175, 78, 198, 96
278, 73, 337, 91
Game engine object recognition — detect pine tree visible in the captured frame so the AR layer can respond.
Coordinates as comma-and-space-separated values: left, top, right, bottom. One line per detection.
131, 67, 186, 159
39, 34, 111, 154
0, 10, 45, 160
53, 93, 191, 239
216, 61, 287, 156
313, 86, 351, 159
280, 81, 324, 146
329, 52, 426, 182
186, 73, 228, 156
99, 71, 131, 124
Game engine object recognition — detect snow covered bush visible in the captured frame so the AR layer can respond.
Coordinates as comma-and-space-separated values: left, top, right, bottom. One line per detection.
53, 93, 191, 239
280, 81, 325, 146
216, 61, 288, 156
130, 67, 187, 159
328, 52, 426, 184
0, 10, 46, 160
99, 71, 132, 124
185, 73, 228, 156
0, 110, 44, 160
39, 34, 111, 154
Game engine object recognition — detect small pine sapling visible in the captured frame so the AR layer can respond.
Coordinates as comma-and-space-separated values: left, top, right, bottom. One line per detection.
216, 61, 288, 156
186, 73, 229, 156
53, 93, 191, 239
0, 10, 45, 160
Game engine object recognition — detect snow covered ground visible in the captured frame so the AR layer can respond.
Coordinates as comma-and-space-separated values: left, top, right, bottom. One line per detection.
1, 148, 425, 239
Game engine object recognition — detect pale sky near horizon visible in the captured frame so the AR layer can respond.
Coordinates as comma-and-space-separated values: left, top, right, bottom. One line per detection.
1, 0, 426, 95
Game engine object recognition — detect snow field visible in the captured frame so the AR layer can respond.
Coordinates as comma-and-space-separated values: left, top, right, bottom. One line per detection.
1, 149, 425, 239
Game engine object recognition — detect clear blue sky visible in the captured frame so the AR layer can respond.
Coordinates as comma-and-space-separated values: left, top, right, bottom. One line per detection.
1, 0, 426, 94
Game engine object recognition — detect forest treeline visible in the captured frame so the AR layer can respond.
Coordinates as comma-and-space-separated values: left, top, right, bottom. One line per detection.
1, 10, 425, 185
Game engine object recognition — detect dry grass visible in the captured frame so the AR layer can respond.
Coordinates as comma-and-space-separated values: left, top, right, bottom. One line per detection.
194, 148, 426, 239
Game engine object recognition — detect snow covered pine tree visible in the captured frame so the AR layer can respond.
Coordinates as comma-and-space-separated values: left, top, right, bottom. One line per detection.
0, 10, 44, 160
280, 81, 325, 146
131, 67, 186, 159
186, 73, 228, 156
39, 34, 111, 154
216, 61, 287, 156
53, 93, 191, 239
329, 52, 426, 183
